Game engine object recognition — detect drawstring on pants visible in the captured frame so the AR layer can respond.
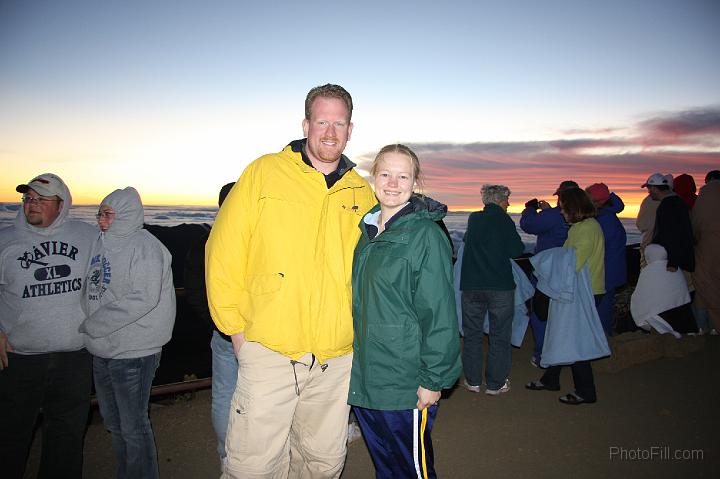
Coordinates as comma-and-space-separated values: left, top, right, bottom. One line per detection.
289, 354, 328, 396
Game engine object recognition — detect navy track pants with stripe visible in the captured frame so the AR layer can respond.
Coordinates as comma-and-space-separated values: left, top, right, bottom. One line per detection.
354, 405, 438, 479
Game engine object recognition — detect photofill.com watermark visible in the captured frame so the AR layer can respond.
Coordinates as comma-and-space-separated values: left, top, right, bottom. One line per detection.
609, 446, 704, 461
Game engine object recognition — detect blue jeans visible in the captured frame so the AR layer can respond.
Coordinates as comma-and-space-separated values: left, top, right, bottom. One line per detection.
597, 287, 616, 336
692, 303, 710, 331
93, 353, 161, 479
461, 289, 515, 390
529, 310, 546, 362
210, 330, 238, 460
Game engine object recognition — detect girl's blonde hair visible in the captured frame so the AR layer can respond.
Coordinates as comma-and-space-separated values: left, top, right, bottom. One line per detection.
369, 144, 425, 191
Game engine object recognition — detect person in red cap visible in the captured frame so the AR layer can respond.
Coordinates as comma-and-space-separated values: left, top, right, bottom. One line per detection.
586, 183, 626, 336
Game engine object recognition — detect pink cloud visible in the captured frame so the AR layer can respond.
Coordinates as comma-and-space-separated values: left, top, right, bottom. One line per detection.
357, 107, 720, 212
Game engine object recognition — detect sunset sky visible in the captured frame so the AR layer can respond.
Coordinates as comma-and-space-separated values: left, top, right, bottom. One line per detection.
1, 0, 718, 216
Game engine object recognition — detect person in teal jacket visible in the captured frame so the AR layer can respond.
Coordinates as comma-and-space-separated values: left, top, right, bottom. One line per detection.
460, 184, 525, 395
348, 144, 460, 479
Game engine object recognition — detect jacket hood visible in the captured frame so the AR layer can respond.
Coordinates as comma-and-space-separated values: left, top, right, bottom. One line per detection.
101, 187, 144, 237
409, 194, 448, 221
673, 173, 697, 208
13, 173, 73, 235
362, 193, 448, 232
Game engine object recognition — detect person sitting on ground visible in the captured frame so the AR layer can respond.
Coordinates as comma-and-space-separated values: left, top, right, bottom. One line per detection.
631, 244, 691, 338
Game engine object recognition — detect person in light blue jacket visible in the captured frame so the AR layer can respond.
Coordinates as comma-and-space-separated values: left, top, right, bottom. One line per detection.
526, 187, 606, 405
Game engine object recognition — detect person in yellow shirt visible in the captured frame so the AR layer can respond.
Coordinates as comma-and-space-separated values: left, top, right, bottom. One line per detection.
526, 187, 605, 405
206, 84, 376, 478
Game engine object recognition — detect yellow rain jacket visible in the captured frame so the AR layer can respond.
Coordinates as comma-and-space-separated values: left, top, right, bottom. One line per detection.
206, 140, 377, 362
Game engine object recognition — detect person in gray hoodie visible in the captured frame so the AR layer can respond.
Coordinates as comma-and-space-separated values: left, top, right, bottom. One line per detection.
0, 173, 96, 479
80, 186, 175, 479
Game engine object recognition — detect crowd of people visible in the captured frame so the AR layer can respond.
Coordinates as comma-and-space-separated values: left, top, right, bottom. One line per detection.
0, 82, 716, 479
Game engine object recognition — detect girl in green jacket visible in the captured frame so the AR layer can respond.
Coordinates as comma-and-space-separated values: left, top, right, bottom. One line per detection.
348, 144, 461, 479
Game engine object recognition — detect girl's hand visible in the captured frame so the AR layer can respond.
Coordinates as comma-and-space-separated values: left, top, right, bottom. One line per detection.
416, 386, 440, 410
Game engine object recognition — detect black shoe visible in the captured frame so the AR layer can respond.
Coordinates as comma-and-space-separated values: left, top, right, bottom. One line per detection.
558, 392, 596, 405
525, 380, 560, 391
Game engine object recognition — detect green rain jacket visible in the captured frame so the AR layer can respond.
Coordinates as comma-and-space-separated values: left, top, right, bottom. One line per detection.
348, 195, 461, 410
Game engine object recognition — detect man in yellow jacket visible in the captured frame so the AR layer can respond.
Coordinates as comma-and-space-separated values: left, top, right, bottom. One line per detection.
206, 84, 376, 478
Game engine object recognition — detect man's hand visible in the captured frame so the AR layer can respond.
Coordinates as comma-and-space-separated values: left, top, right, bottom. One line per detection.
538, 200, 551, 210
524, 198, 539, 211
231, 332, 246, 357
416, 386, 440, 410
0, 332, 14, 370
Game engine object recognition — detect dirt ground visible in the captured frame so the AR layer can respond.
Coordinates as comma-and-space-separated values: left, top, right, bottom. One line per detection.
25, 335, 719, 478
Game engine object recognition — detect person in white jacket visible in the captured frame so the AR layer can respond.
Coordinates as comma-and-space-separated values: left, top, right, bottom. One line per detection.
631, 244, 691, 338
80, 187, 175, 479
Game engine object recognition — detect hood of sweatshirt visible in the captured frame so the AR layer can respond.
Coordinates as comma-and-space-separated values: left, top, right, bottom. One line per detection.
101, 187, 144, 240
673, 173, 697, 209
13, 173, 72, 236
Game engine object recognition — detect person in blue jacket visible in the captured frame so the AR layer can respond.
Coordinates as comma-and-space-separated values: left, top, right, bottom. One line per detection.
586, 183, 626, 336
520, 180, 576, 365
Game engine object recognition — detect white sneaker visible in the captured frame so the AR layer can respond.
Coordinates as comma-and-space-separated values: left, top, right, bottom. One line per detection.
462, 380, 482, 393
485, 379, 511, 396
347, 422, 363, 444
710, 329, 719, 336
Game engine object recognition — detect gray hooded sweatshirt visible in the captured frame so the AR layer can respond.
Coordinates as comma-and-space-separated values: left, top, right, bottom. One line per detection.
81, 187, 175, 359
0, 174, 96, 354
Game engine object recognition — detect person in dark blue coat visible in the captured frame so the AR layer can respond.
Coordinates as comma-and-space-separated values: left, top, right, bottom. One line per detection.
586, 183, 626, 336
520, 180, 575, 365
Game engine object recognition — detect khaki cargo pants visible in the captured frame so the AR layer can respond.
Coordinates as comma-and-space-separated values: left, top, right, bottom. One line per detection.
222, 341, 351, 479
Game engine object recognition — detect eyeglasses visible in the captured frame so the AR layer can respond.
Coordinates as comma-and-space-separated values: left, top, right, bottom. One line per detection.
22, 195, 60, 204
95, 212, 115, 219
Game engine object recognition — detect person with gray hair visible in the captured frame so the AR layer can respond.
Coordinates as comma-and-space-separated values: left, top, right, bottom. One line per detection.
460, 184, 525, 395
482, 184, 512, 206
